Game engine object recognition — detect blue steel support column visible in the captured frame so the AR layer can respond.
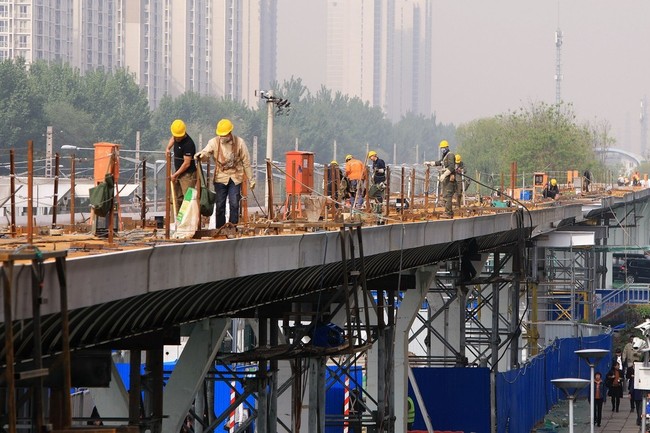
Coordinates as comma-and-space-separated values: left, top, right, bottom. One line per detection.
394, 268, 435, 433
162, 318, 230, 433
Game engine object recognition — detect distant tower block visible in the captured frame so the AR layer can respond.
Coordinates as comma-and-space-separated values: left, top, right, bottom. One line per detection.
554, 28, 563, 105
641, 97, 648, 157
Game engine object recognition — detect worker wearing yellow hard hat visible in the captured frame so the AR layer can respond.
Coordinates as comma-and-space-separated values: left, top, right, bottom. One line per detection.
195, 118, 254, 228
368, 150, 386, 204
344, 154, 366, 208
454, 153, 467, 209
424, 140, 456, 218
166, 119, 197, 214
543, 178, 560, 200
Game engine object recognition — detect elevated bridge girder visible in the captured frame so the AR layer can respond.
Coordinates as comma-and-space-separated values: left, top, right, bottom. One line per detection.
7, 190, 650, 431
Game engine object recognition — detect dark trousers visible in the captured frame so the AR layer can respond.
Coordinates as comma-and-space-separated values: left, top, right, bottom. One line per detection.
611, 395, 620, 411
635, 399, 643, 424
214, 179, 241, 228
595, 399, 603, 425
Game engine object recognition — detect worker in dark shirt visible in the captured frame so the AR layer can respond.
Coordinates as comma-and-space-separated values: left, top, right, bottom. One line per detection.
368, 150, 386, 203
542, 178, 560, 200
166, 119, 197, 213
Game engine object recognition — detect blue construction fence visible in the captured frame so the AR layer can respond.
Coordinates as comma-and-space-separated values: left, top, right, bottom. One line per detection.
112, 333, 611, 433
496, 333, 612, 433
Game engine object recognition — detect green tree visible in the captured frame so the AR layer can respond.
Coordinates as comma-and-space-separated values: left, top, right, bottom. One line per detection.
79, 69, 152, 149
457, 102, 601, 186
0, 58, 45, 149
392, 112, 455, 164
150, 92, 258, 152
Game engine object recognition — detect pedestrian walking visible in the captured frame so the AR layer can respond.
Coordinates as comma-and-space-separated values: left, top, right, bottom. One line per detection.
606, 363, 624, 412
594, 371, 605, 426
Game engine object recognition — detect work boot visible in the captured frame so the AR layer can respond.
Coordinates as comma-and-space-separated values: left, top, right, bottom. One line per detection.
440, 212, 454, 219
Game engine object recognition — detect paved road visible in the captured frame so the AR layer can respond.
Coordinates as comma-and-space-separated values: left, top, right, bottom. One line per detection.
537, 394, 647, 433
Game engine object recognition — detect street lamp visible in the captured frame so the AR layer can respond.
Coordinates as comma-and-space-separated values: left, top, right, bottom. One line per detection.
61, 145, 93, 151
575, 349, 609, 433
551, 378, 590, 433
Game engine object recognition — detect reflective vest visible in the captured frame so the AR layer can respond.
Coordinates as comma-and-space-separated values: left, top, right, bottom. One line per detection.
345, 158, 365, 181
407, 397, 415, 423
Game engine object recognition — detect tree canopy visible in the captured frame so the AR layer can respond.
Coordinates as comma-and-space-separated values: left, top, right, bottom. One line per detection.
456, 102, 603, 184
0, 59, 618, 179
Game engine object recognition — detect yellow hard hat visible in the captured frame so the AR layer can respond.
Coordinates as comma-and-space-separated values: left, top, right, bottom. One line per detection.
345, 154, 353, 161
330, 160, 338, 165
170, 119, 186, 138
550, 178, 557, 186
216, 118, 234, 136
439, 140, 449, 148
455, 154, 461, 164
368, 150, 377, 158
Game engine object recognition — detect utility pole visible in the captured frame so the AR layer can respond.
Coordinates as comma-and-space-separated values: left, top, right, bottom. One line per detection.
46, 126, 53, 178
258, 90, 291, 213
265, 91, 274, 212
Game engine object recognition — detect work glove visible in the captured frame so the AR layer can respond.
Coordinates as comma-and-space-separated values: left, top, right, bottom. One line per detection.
249, 180, 256, 190
376, 168, 385, 174
194, 152, 203, 160
439, 168, 451, 182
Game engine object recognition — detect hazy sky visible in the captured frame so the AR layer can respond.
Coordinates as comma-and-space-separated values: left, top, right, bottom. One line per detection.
277, 1, 650, 155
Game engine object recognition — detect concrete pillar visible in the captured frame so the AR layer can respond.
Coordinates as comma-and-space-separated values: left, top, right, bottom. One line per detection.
89, 360, 129, 426
394, 268, 435, 433
162, 318, 230, 433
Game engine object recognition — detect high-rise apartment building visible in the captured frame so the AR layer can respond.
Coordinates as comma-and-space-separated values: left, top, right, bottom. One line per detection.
0, 0, 276, 109
118, 0, 277, 108
0, 0, 114, 70
325, 0, 432, 121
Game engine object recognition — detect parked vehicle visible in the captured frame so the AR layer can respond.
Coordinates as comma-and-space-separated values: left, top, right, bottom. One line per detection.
612, 253, 650, 283
613, 253, 650, 283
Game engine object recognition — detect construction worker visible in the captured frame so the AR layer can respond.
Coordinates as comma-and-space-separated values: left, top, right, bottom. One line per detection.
425, 140, 456, 218
407, 396, 416, 430
166, 119, 197, 213
326, 160, 343, 207
454, 153, 466, 209
195, 118, 254, 228
542, 178, 560, 200
583, 169, 592, 192
345, 154, 366, 209
368, 150, 386, 203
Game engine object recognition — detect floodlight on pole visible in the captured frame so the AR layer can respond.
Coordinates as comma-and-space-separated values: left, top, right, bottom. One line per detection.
551, 378, 589, 433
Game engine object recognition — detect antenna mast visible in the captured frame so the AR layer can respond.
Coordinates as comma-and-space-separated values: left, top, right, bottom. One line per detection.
554, 27, 563, 106
641, 97, 648, 157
